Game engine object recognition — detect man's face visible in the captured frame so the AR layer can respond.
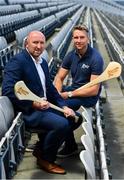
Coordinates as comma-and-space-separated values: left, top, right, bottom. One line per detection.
72, 30, 89, 51
26, 32, 45, 59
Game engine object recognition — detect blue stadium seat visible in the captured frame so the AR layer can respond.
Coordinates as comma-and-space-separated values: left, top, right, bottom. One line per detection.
0, 96, 25, 178
0, 110, 7, 140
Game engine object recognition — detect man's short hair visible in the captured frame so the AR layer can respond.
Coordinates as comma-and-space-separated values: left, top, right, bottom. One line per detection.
72, 24, 89, 33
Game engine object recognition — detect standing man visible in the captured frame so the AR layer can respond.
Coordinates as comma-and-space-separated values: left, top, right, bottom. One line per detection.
2, 31, 81, 174
54, 25, 104, 157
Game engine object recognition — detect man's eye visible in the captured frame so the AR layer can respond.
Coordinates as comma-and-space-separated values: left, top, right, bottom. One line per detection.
74, 36, 84, 39
74, 37, 78, 39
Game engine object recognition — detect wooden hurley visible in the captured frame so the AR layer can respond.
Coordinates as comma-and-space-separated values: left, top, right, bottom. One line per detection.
76, 61, 122, 90
14, 81, 79, 122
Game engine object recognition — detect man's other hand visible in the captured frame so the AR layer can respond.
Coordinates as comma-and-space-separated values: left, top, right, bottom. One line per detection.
33, 100, 50, 110
63, 106, 75, 118
60, 92, 68, 99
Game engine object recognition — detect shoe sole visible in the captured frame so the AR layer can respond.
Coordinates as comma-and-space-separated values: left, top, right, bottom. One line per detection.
37, 161, 66, 174
25, 148, 34, 152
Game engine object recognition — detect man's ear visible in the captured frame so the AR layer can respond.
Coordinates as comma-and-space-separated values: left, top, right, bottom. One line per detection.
23, 37, 27, 48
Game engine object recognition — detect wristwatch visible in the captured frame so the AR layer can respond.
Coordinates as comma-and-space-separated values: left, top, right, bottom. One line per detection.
68, 91, 73, 98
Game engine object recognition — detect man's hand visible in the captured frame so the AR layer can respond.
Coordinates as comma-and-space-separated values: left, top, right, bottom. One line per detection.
60, 92, 69, 99
63, 106, 75, 118
33, 99, 50, 110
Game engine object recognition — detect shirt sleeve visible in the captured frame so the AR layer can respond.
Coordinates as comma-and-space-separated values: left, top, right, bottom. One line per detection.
91, 52, 104, 75
2, 57, 33, 113
61, 53, 72, 70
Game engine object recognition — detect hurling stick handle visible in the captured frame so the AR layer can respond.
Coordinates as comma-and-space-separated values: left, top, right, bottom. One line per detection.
27, 95, 79, 122
49, 103, 78, 122
49, 103, 64, 113
29, 97, 79, 122
26, 94, 78, 121
14, 81, 78, 122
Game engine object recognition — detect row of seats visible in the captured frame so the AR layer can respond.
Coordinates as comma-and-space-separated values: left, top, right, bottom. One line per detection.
104, 13, 124, 34
7, 0, 70, 6
0, 96, 25, 179
0, 4, 23, 15
80, 99, 110, 179
0, 4, 79, 41
0, 0, 60, 5
95, 10, 124, 64
0, 10, 39, 24
23, 2, 73, 11
0, 16, 42, 42
95, 100, 112, 179
80, 106, 97, 179
100, 12, 124, 51
49, 6, 84, 59
0, 1, 75, 15
14, 5, 81, 46
0, 4, 80, 44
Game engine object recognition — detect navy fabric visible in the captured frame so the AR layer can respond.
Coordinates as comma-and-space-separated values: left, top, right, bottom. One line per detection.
62, 45, 104, 107
63, 85, 97, 108
24, 109, 71, 162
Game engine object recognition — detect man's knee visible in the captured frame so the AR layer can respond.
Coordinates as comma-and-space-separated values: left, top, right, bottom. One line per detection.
68, 112, 83, 130
55, 118, 70, 133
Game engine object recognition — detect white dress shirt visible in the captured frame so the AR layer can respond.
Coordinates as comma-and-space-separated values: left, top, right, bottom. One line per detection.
31, 55, 47, 98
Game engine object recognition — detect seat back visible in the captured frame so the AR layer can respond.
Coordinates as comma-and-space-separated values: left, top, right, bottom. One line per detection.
0, 96, 14, 128
0, 110, 7, 140
0, 96, 25, 178
80, 150, 96, 179
81, 106, 93, 124
0, 137, 10, 179
82, 121, 94, 145
81, 134, 94, 161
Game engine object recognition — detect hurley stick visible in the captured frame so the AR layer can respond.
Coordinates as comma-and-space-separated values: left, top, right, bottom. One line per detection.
76, 61, 122, 90
14, 81, 79, 122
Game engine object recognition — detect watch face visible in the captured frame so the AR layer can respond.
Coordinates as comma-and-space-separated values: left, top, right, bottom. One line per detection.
68, 91, 72, 97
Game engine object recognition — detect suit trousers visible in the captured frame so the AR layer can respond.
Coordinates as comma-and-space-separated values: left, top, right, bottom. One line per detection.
23, 108, 81, 162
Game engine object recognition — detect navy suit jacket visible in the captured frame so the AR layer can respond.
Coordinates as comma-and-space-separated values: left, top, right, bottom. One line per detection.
2, 49, 67, 116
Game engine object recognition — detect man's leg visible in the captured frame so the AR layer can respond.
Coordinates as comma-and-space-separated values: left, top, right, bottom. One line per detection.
58, 87, 95, 157
57, 97, 84, 158
57, 111, 83, 158
24, 110, 71, 162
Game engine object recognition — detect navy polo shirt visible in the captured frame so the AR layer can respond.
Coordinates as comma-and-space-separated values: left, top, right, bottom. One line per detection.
62, 45, 104, 90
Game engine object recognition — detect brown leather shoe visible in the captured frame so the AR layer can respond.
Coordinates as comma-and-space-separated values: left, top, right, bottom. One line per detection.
37, 158, 66, 174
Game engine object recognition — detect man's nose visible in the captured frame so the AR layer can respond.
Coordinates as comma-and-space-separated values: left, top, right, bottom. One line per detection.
37, 43, 42, 48
77, 37, 82, 42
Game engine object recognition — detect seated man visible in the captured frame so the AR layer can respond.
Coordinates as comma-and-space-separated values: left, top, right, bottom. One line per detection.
2, 31, 82, 174
54, 25, 104, 157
